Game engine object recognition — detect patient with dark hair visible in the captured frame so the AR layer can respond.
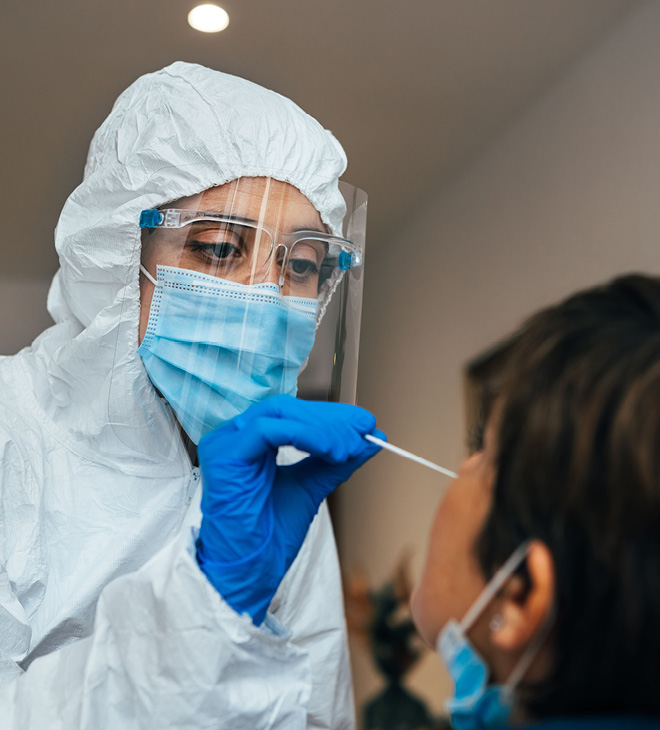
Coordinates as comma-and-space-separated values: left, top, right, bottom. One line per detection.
412, 274, 660, 728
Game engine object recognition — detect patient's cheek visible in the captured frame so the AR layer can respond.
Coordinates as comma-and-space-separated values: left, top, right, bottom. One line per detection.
410, 583, 437, 648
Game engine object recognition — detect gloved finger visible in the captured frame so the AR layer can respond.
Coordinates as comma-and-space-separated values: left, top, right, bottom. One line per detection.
367, 428, 388, 444
221, 414, 377, 464
231, 394, 377, 436
369, 427, 388, 445
274, 419, 386, 463
199, 397, 381, 470
290, 427, 386, 496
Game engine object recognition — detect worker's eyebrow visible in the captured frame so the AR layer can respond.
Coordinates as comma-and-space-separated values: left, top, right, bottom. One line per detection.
292, 225, 328, 234
192, 211, 328, 235
189, 212, 259, 225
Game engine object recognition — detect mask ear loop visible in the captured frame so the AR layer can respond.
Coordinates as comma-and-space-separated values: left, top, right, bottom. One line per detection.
501, 594, 556, 701
461, 541, 531, 633
140, 264, 158, 287
460, 540, 555, 702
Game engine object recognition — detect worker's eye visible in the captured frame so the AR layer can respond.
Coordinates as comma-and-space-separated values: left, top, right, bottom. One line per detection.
189, 241, 241, 262
184, 222, 254, 268
287, 257, 320, 281
283, 240, 325, 283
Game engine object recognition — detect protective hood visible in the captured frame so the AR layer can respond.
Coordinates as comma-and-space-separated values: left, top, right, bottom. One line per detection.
27, 62, 348, 472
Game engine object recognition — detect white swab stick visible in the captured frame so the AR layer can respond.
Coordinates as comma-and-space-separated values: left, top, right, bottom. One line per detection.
364, 434, 458, 479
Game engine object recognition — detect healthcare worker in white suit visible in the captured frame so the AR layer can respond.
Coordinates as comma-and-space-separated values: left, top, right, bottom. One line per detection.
0, 61, 382, 728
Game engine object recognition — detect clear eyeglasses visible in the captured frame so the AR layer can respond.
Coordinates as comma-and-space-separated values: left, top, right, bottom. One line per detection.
139, 208, 362, 298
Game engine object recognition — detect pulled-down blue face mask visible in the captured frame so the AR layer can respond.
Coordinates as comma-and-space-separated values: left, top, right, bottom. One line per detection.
138, 265, 317, 444
437, 542, 549, 730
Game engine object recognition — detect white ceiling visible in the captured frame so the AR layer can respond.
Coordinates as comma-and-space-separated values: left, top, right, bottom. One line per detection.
0, 0, 643, 277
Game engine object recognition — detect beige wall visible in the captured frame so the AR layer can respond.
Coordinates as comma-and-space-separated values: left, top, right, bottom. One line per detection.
339, 0, 660, 720
0, 277, 53, 356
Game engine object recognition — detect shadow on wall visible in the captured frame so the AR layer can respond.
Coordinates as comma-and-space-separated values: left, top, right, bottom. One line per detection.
0, 278, 54, 355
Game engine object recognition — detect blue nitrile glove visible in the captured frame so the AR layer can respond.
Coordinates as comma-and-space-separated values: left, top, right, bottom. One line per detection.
196, 394, 385, 625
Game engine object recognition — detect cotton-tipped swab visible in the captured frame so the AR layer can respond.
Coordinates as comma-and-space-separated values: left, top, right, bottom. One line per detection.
364, 434, 458, 479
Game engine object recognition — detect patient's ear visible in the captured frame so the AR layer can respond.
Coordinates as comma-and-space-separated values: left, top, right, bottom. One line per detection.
490, 541, 555, 653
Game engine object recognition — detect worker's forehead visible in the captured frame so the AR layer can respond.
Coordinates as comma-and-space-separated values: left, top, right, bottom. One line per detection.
171, 178, 322, 227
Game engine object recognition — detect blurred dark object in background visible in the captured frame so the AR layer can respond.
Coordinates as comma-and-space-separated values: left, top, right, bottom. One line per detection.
345, 556, 452, 730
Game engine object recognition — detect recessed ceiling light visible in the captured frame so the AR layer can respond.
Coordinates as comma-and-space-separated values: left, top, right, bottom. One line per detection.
188, 4, 230, 33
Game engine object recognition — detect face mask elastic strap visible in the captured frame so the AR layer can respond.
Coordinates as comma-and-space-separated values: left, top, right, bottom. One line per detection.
461, 540, 532, 633
502, 597, 556, 696
140, 264, 158, 287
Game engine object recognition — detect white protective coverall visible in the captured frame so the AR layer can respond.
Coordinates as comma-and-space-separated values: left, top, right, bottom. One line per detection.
0, 62, 354, 729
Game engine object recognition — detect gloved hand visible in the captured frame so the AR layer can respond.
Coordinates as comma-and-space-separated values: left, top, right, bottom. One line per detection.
196, 394, 385, 625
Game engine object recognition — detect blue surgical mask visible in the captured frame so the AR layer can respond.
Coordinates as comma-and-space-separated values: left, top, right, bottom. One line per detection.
437, 542, 536, 730
138, 265, 317, 444
438, 620, 513, 730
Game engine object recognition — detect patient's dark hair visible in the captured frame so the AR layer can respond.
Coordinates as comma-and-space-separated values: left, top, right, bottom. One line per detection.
473, 274, 660, 718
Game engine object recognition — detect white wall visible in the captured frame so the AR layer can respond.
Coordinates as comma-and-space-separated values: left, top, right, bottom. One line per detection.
0, 277, 53, 355
339, 0, 660, 720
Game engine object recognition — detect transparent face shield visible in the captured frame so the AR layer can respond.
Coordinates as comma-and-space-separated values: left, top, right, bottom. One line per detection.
111, 176, 366, 452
